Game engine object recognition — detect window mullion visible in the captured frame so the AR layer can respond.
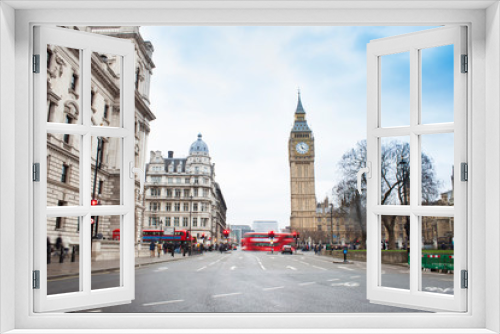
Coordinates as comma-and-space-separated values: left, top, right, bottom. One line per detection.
409, 47, 420, 294
82, 47, 92, 294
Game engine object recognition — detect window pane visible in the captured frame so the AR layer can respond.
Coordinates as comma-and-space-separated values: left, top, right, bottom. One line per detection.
380, 215, 410, 290
380, 137, 410, 205
420, 216, 454, 295
90, 136, 121, 205
91, 215, 121, 290
47, 45, 82, 125
90, 52, 122, 127
421, 133, 454, 206
380, 52, 410, 128
421, 45, 454, 124
47, 133, 81, 206
47, 217, 81, 295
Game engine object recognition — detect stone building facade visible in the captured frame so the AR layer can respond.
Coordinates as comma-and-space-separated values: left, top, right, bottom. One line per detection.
46, 26, 155, 248
144, 134, 227, 244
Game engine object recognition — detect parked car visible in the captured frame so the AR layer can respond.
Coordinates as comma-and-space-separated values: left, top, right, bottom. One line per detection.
282, 244, 293, 254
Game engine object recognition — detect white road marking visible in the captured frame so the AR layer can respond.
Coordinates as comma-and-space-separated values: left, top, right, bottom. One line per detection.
213, 292, 242, 298
143, 299, 184, 306
344, 282, 360, 287
230, 266, 237, 271
327, 278, 340, 282
331, 282, 360, 287
299, 282, 316, 286
339, 266, 354, 271
312, 265, 327, 271
263, 286, 284, 291
155, 267, 168, 272
286, 266, 297, 271
350, 275, 360, 279
197, 266, 207, 271
209, 259, 222, 266
253, 255, 266, 270
298, 261, 310, 266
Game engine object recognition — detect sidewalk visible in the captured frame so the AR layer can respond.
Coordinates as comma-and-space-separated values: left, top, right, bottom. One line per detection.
47, 252, 202, 280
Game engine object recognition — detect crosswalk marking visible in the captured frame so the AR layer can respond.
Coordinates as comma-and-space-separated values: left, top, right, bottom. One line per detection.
197, 266, 207, 271
286, 266, 297, 271
312, 265, 327, 271
263, 286, 284, 291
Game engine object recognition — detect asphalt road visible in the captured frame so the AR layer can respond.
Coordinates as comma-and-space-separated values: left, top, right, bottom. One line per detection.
66, 250, 454, 313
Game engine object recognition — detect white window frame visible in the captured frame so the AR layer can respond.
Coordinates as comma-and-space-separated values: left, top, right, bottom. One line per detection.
366, 26, 467, 312
1, 1, 499, 334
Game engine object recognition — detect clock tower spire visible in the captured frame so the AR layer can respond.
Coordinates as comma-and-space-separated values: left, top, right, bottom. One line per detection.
288, 91, 317, 237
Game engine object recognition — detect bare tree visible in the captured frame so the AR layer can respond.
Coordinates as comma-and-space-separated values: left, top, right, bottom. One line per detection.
334, 140, 440, 250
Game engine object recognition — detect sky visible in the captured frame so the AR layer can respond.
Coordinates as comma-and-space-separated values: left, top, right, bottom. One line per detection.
139, 26, 454, 230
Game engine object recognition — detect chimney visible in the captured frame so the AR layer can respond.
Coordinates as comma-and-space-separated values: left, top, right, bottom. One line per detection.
168, 151, 174, 158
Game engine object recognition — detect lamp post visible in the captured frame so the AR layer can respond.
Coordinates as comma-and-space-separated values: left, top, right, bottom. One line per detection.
268, 230, 275, 254
91, 137, 102, 239
189, 195, 193, 255
329, 203, 334, 246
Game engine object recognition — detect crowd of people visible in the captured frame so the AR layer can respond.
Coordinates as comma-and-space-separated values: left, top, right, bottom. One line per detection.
148, 240, 234, 257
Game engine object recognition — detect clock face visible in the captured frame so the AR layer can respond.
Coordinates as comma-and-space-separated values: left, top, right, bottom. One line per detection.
296, 142, 309, 154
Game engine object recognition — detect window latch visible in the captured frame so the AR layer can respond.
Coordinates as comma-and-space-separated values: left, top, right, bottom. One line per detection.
33, 270, 40, 289
33, 163, 40, 182
461, 270, 468, 289
461, 163, 468, 181
33, 54, 40, 73
357, 162, 372, 194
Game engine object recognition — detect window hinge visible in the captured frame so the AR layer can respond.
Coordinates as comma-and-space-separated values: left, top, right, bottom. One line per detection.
461, 162, 468, 181
33, 163, 40, 182
461, 54, 468, 73
33, 270, 40, 289
461, 270, 468, 289
33, 54, 40, 73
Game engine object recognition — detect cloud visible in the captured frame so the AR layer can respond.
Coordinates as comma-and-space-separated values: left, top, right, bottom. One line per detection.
140, 25, 447, 229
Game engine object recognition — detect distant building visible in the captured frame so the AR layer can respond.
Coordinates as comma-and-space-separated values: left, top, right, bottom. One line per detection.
228, 225, 253, 243
144, 134, 227, 243
252, 220, 279, 233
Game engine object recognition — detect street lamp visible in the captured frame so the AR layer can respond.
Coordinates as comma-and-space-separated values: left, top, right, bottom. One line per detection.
91, 137, 103, 239
189, 194, 193, 255
329, 203, 334, 247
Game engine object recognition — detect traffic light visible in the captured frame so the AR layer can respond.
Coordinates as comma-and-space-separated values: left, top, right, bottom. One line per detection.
201, 233, 205, 239
223, 230, 230, 238
91, 199, 98, 206
268, 230, 275, 239
292, 231, 297, 238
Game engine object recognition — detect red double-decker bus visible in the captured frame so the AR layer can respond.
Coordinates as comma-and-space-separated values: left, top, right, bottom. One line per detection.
241, 232, 295, 252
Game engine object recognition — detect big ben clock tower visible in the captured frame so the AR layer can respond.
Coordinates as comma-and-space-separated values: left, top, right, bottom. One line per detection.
289, 91, 317, 234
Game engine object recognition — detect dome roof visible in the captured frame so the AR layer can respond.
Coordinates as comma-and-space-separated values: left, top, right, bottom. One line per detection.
189, 133, 209, 156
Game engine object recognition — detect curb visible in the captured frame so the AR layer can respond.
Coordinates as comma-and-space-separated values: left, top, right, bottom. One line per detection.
48, 253, 203, 281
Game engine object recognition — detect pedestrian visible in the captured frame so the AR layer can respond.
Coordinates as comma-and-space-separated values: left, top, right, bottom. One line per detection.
149, 240, 155, 257
55, 234, 63, 255
157, 241, 162, 257
163, 242, 168, 255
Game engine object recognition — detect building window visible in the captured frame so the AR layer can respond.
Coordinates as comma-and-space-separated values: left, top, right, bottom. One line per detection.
61, 164, 69, 183
90, 90, 95, 106
202, 218, 208, 227
98, 180, 103, 195
194, 176, 199, 184
165, 217, 171, 227
150, 202, 158, 211
183, 189, 190, 197
203, 189, 208, 197
183, 203, 189, 211
174, 203, 180, 212
182, 217, 188, 227
103, 105, 109, 119
70, 72, 78, 90
192, 218, 197, 227
63, 115, 72, 144
203, 177, 208, 184
175, 177, 181, 183
151, 188, 159, 196
168, 177, 173, 184
166, 189, 172, 197
174, 217, 179, 227
193, 188, 198, 197
193, 203, 198, 212
55, 200, 65, 230
175, 189, 181, 198
166, 203, 171, 212
185, 177, 190, 184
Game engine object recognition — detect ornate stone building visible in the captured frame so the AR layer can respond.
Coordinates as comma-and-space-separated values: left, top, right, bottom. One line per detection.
46, 26, 155, 247
288, 92, 317, 236
144, 134, 227, 244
